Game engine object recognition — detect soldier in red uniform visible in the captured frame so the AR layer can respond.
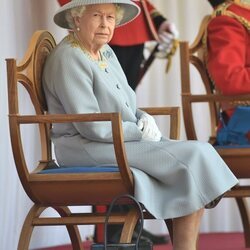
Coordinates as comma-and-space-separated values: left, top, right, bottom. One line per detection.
56, 1, 173, 243
57, 0, 178, 90
206, 0, 250, 145
109, 0, 178, 90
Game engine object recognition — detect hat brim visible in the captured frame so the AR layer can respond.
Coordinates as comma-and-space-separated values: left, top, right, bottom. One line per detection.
54, 0, 141, 29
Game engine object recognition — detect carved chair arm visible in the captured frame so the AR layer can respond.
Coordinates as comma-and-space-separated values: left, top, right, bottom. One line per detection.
140, 106, 180, 140
9, 112, 133, 192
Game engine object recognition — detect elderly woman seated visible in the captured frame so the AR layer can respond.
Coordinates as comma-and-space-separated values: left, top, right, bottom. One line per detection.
42, 1, 238, 249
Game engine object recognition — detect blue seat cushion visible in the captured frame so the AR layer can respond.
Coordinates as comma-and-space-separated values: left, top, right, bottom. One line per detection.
39, 166, 119, 174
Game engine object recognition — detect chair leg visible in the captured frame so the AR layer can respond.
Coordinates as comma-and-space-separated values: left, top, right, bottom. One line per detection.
236, 198, 250, 248
18, 204, 46, 250
54, 206, 84, 250
120, 208, 139, 243
18, 205, 83, 250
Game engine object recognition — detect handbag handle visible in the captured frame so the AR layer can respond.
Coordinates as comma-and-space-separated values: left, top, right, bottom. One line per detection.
104, 194, 144, 250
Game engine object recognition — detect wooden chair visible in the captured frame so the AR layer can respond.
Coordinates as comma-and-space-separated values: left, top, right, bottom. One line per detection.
180, 15, 250, 247
6, 30, 180, 249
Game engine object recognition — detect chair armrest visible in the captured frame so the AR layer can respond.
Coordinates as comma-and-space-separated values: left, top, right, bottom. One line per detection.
9, 112, 134, 192
140, 107, 180, 140
182, 92, 250, 141
182, 93, 250, 104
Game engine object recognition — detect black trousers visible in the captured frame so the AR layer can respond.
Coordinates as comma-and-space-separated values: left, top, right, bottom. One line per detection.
110, 44, 144, 91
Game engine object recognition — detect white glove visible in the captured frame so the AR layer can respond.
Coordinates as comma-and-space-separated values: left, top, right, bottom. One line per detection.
158, 20, 179, 40
137, 113, 162, 142
156, 20, 179, 58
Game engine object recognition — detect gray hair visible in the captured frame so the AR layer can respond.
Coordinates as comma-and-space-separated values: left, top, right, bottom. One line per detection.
65, 4, 124, 30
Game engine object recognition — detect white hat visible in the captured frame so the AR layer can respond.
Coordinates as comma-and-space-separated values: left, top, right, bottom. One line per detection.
54, 0, 141, 29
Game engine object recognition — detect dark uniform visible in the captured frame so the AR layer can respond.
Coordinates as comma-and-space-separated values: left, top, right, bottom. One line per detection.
206, 0, 250, 144
109, 0, 166, 90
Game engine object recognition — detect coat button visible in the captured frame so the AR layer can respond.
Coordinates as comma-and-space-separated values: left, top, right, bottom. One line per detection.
125, 102, 129, 107
116, 84, 120, 89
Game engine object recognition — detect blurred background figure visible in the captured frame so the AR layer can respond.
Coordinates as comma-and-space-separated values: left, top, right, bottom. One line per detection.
108, 0, 179, 90
206, 0, 250, 145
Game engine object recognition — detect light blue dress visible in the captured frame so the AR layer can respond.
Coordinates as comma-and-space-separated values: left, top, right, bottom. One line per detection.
43, 34, 238, 219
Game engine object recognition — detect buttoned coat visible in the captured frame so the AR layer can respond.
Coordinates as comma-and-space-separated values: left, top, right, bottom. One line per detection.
43, 35, 238, 219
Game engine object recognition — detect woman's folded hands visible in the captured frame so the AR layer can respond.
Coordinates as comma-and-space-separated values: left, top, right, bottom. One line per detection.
137, 113, 162, 141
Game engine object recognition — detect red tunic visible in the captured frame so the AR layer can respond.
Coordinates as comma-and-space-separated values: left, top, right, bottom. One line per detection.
57, 0, 69, 6
110, 0, 157, 46
206, 3, 250, 143
207, 3, 250, 95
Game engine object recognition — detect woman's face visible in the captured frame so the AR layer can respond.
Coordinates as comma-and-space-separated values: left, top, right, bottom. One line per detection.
75, 4, 117, 51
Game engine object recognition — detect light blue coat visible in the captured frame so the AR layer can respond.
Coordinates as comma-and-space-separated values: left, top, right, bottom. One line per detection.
43, 35, 238, 219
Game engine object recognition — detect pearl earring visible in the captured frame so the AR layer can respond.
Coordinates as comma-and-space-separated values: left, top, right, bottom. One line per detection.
76, 27, 80, 32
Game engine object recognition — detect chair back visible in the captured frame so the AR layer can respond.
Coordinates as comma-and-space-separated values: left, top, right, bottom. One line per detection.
6, 31, 56, 198
180, 15, 219, 143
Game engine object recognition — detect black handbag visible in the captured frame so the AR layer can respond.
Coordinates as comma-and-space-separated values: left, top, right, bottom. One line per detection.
91, 194, 153, 250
